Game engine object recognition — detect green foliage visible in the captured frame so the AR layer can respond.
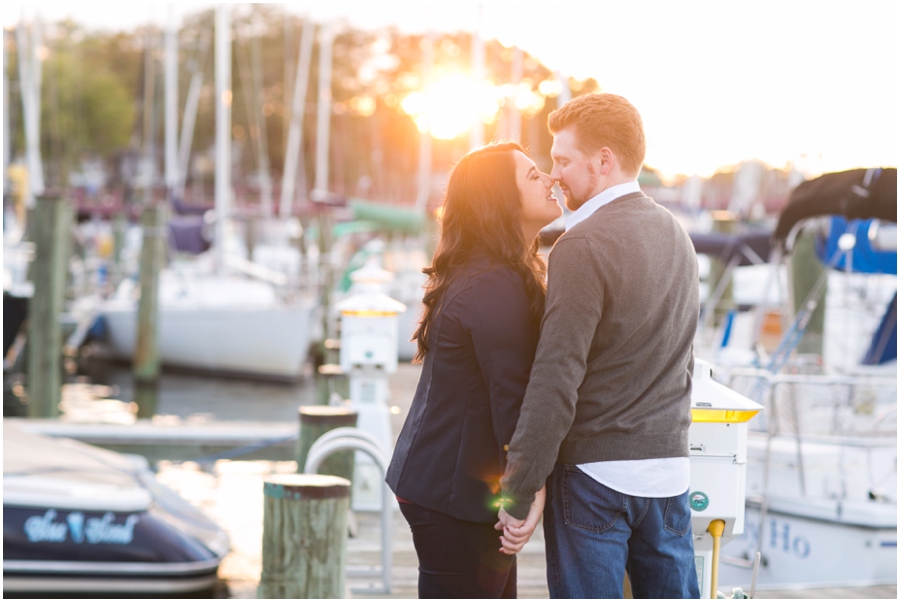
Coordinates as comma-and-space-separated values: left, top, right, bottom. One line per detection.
10, 10, 599, 200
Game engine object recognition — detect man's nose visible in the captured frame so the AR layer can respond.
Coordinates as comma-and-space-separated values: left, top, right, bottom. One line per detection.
549, 164, 562, 181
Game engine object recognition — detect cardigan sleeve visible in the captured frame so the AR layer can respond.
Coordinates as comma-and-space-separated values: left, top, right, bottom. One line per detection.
460, 267, 538, 476
500, 236, 605, 519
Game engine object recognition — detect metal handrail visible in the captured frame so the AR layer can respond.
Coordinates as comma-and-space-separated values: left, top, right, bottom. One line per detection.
306, 427, 386, 455
304, 432, 393, 595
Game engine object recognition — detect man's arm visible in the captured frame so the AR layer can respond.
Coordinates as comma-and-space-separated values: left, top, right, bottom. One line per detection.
499, 236, 604, 519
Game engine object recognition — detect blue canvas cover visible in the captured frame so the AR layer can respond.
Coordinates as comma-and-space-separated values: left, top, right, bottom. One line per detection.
815, 217, 897, 275
862, 292, 897, 365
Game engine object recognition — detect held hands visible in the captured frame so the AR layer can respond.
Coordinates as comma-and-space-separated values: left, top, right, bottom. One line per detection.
494, 486, 546, 555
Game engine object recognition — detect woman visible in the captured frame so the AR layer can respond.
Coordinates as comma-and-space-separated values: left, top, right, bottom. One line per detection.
385, 142, 561, 598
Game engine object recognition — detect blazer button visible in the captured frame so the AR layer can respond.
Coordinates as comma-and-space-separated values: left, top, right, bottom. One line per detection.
503, 445, 509, 451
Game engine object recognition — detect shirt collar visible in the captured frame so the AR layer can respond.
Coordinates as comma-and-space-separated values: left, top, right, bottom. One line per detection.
565, 181, 642, 231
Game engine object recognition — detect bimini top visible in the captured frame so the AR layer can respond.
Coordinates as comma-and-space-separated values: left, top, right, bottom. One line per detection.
773, 167, 897, 244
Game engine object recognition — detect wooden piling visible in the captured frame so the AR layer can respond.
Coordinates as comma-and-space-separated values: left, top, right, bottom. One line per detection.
790, 230, 826, 355
134, 202, 168, 385
258, 474, 350, 599
111, 212, 128, 288
296, 405, 357, 479
26, 192, 71, 418
316, 359, 349, 406
709, 210, 737, 327
315, 208, 342, 405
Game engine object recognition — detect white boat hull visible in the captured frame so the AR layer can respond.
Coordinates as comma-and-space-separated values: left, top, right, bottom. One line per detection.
720, 502, 897, 590
102, 304, 315, 380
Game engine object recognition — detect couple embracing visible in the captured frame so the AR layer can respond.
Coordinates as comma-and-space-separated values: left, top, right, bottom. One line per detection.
386, 93, 701, 599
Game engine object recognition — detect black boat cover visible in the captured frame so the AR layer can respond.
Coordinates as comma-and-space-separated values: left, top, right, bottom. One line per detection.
689, 230, 773, 266
774, 167, 897, 243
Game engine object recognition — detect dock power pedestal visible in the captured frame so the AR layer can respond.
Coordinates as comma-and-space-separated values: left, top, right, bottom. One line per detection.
689, 359, 764, 598
335, 263, 406, 511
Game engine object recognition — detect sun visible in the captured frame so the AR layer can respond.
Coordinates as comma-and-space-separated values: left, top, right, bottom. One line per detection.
401, 74, 501, 140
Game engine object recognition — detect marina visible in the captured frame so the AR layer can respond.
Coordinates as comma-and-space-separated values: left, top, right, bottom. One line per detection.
7, 363, 895, 598
3, 2, 896, 599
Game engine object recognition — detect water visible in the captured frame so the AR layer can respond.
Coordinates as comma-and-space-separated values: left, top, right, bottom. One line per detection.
75, 350, 319, 422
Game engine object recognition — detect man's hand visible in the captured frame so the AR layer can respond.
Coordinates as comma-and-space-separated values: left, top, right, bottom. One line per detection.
494, 486, 546, 555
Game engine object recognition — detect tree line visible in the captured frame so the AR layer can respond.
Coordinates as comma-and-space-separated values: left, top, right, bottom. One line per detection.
6, 6, 599, 207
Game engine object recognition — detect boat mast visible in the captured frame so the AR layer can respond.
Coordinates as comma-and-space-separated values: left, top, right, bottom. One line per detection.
509, 46, 523, 142
175, 27, 210, 202
3, 30, 10, 188
16, 12, 44, 206
141, 16, 157, 194
469, 4, 484, 151
164, 4, 178, 196
556, 70, 571, 105
312, 22, 334, 199
249, 16, 274, 218
280, 15, 314, 217
215, 4, 232, 273
414, 34, 433, 213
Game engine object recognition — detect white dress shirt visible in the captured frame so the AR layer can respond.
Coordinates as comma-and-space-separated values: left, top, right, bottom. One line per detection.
566, 181, 691, 498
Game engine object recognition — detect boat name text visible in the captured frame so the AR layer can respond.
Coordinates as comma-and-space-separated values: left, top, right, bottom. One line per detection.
24, 509, 139, 545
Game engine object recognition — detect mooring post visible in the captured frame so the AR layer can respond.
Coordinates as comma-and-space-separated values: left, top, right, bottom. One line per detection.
134, 201, 168, 385
709, 210, 737, 327
296, 406, 357, 481
314, 205, 338, 401
258, 474, 350, 599
111, 211, 128, 288
27, 191, 72, 418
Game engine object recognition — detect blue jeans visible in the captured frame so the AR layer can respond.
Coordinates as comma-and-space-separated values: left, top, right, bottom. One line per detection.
544, 464, 700, 599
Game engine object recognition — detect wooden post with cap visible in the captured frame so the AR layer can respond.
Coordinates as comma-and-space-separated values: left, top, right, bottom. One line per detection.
296, 405, 357, 481
258, 474, 351, 598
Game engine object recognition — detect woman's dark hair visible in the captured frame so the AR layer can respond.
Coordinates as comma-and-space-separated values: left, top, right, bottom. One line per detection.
413, 142, 547, 362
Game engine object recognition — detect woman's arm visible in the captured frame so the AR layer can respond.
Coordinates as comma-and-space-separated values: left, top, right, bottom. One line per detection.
463, 268, 540, 473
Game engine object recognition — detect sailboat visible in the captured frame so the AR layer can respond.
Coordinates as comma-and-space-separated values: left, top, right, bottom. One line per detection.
704, 168, 898, 591
98, 6, 316, 381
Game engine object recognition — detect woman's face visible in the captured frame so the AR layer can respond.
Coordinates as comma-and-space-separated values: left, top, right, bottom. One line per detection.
514, 151, 562, 240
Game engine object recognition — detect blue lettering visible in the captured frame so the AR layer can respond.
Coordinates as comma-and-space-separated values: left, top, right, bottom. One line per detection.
24, 510, 68, 543
769, 519, 791, 552
67, 512, 85, 543
85, 512, 139, 545
793, 536, 811, 559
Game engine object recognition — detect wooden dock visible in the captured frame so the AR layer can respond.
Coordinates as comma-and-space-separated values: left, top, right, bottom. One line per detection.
8, 417, 298, 463
150, 364, 895, 599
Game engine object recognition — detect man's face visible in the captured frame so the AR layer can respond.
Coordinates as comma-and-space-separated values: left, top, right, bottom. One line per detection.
550, 126, 600, 212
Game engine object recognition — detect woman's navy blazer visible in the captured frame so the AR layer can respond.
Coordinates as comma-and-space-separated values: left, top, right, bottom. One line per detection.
386, 256, 540, 523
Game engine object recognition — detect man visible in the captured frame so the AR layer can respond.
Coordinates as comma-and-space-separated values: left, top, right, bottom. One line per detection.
497, 93, 701, 598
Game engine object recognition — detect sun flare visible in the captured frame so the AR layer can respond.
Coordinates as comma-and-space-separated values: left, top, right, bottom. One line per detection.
401, 74, 501, 140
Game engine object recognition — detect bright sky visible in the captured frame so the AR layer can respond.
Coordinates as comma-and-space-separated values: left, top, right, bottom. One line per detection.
5, 1, 899, 178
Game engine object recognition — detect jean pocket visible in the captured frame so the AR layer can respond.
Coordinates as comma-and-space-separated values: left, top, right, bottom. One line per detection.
399, 501, 434, 528
562, 465, 624, 534
663, 492, 692, 536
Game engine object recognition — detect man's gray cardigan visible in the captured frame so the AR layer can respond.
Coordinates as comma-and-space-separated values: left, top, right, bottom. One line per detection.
501, 192, 700, 519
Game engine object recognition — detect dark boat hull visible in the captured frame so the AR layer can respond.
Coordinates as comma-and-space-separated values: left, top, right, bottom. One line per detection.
3, 505, 224, 594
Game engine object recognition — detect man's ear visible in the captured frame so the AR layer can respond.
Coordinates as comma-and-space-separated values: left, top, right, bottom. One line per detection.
598, 147, 613, 175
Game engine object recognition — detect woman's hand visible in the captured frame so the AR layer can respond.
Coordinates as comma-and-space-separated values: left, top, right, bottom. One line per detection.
494, 486, 546, 555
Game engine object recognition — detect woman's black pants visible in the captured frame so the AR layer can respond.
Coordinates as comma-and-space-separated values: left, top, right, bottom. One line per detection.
399, 501, 517, 598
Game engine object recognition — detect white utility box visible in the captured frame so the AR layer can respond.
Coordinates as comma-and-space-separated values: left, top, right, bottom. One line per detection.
689, 359, 763, 598
335, 261, 406, 511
